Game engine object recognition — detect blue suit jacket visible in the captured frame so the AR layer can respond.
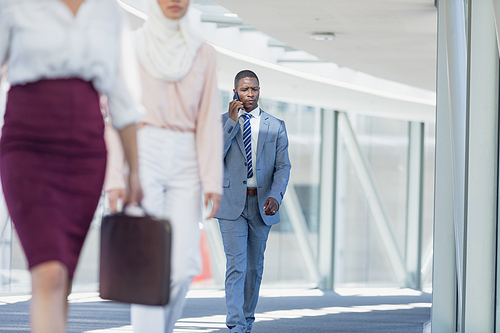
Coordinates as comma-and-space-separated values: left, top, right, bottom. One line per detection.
215, 110, 291, 226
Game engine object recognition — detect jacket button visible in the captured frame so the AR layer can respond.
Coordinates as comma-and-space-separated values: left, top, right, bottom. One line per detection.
243, 181, 247, 184
244, 162, 247, 166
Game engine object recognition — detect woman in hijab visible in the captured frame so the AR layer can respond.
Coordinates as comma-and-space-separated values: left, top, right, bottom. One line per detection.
0, 0, 142, 332
105, 0, 222, 332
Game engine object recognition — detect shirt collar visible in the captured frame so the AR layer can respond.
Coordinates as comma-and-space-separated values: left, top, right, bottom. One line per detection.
238, 106, 261, 119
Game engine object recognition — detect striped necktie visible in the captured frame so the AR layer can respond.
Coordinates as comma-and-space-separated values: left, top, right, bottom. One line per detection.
242, 113, 253, 179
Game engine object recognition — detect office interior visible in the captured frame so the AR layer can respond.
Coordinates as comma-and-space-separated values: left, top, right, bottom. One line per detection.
1, 1, 499, 332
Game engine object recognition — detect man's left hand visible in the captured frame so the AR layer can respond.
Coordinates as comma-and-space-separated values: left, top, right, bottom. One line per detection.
263, 197, 279, 216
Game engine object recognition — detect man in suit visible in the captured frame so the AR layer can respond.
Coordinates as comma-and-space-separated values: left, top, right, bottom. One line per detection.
215, 70, 291, 333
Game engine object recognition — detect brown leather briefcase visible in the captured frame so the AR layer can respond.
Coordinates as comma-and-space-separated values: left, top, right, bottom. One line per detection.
99, 212, 171, 306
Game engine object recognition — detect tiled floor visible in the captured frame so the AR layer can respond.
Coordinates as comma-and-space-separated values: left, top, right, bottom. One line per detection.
0, 288, 430, 333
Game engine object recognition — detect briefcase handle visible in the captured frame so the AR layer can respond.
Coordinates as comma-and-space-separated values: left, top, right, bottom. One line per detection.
123, 204, 146, 217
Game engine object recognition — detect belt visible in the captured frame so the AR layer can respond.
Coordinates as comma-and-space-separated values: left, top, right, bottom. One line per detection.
247, 188, 258, 196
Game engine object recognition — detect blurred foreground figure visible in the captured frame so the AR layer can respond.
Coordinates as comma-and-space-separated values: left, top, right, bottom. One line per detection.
105, 0, 222, 332
0, 0, 143, 332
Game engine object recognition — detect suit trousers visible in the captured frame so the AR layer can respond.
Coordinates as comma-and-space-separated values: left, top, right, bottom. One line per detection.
218, 194, 272, 333
131, 126, 202, 333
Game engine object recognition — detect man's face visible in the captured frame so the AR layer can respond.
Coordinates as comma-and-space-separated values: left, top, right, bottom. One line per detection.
234, 77, 260, 112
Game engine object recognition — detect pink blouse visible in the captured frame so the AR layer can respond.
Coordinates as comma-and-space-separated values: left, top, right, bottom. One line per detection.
105, 42, 223, 195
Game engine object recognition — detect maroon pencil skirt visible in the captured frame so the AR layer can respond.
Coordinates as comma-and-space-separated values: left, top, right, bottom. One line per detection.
0, 79, 107, 278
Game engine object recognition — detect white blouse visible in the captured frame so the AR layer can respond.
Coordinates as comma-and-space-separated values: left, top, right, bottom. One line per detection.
0, 0, 140, 129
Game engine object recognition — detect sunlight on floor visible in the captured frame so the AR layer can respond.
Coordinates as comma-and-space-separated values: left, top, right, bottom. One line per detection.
0, 288, 431, 333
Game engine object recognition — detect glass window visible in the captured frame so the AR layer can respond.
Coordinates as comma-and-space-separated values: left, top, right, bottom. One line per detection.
259, 98, 322, 285
335, 114, 409, 286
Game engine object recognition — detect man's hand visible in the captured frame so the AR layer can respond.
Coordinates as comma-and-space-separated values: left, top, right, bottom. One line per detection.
228, 100, 243, 122
205, 193, 221, 219
107, 189, 126, 213
263, 197, 279, 216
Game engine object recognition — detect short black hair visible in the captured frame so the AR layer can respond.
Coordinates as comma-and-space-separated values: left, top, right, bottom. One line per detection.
234, 70, 259, 89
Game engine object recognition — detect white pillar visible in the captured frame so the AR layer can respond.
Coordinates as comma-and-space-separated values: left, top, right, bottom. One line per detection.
443, 0, 468, 329
434, 0, 500, 332
462, 0, 498, 331
431, 2, 457, 332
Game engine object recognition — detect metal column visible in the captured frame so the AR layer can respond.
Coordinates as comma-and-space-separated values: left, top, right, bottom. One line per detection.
318, 109, 337, 290
405, 122, 425, 289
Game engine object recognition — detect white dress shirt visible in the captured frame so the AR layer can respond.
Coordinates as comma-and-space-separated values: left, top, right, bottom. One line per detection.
238, 106, 260, 188
0, 0, 140, 129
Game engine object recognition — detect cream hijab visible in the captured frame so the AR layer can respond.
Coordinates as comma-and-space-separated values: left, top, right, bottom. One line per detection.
135, 0, 203, 82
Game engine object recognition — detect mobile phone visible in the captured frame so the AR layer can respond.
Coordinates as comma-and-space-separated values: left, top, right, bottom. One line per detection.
233, 91, 240, 101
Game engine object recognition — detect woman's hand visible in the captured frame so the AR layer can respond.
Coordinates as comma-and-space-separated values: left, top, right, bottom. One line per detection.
126, 171, 143, 207
106, 172, 142, 213
106, 189, 126, 213
204, 193, 220, 219
116, 124, 143, 207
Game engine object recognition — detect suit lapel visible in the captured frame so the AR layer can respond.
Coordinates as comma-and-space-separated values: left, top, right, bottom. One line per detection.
257, 111, 269, 162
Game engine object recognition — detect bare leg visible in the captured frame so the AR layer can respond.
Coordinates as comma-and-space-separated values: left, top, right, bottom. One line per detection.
64, 278, 73, 323
30, 260, 69, 333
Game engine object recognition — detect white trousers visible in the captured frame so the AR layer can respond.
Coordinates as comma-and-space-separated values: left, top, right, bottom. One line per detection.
131, 126, 202, 333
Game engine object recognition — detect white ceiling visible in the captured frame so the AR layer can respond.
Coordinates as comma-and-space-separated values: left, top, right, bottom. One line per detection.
213, 0, 438, 91
118, 0, 436, 122
215, 47, 435, 122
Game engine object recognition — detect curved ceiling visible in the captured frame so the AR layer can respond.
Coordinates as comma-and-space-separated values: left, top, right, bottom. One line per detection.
213, 0, 438, 91
117, 0, 436, 122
